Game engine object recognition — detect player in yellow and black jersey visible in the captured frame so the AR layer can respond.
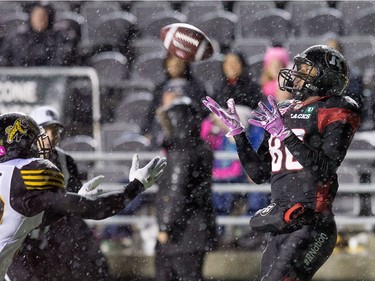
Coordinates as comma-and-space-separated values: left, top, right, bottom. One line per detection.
0, 112, 166, 280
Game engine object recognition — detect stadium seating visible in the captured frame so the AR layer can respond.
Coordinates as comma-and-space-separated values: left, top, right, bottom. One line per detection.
87, 51, 130, 88
352, 7, 375, 36
92, 11, 137, 50
138, 10, 186, 39
197, 10, 238, 51
130, 51, 167, 86
191, 53, 224, 94
238, 8, 292, 42
335, 0, 375, 35
230, 38, 271, 59
0, 12, 28, 42
130, 38, 165, 59
181, 1, 224, 26
113, 90, 154, 127
60, 134, 98, 180
285, 1, 327, 36
300, 7, 344, 36
232, 1, 275, 38
80, 1, 122, 47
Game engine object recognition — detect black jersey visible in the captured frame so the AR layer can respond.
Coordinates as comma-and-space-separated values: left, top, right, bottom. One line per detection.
235, 95, 360, 213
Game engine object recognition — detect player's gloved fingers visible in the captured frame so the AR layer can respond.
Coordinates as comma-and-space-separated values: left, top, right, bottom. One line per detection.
258, 101, 272, 118
252, 110, 267, 120
226, 98, 236, 114
155, 157, 167, 171
147, 156, 162, 170
153, 169, 165, 183
205, 96, 221, 109
132, 154, 140, 170
83, 175, 105, 191
205, 103, 222, 117
267, 96, 279, 112
248, 118, 264, 128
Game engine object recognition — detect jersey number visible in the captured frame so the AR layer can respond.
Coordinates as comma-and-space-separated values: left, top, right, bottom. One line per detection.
269, 129, 305, 172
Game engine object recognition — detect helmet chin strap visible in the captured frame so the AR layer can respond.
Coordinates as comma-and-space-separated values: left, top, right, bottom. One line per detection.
292, 87, 314, 101
291, 81, 319, 101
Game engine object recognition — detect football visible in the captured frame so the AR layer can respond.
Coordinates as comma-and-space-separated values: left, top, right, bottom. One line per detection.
160, 23, 214, 62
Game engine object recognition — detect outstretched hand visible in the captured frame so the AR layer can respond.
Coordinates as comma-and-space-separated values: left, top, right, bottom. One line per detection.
78, 175, 125, 200
248, 96, 292, 141
129, 154, 167, 189
202, 96, 245, 137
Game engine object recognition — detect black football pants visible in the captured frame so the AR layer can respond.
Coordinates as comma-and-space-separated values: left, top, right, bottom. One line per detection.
260, 220, 337, 281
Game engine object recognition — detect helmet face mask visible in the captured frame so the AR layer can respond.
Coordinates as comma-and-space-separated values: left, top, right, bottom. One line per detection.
35, 126, 54, 159
278, 45, 349, 101
0, 113, 54, 162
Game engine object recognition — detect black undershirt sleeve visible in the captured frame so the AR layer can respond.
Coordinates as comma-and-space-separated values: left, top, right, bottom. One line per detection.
23, 179, 145, 220
234, 132, 271, 184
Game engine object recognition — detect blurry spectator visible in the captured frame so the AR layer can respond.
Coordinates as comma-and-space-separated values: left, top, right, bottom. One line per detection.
213, 51, 262, 109
260, 44, 292, 102
154, 96, 217, 281
0, 2, 79, 66
212, 50, 264, 147
140, 53, 208, 147
8, 106, 112, 281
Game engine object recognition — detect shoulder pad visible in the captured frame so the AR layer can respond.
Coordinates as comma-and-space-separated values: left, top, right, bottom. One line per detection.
326, 96, 360, 112
20, 159, 64, 191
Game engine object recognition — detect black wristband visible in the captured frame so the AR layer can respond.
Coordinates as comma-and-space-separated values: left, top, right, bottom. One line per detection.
124, 179, 145, 200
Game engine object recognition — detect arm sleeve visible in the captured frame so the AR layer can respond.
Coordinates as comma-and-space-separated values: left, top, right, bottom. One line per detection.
234, 132, 271, 184
23, 179, 145, 220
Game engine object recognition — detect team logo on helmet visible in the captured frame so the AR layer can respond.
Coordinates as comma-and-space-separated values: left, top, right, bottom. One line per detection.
5, 118, 29, 144
325, 52, 344, 72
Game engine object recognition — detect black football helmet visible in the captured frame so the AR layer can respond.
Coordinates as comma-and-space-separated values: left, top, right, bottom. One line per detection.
164, 97, 201, 143
0, 112, 52, 163
278, 45, 349, 101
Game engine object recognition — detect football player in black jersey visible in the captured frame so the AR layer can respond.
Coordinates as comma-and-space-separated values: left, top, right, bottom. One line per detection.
203, 45, 361, 281
0, 112, 166, 281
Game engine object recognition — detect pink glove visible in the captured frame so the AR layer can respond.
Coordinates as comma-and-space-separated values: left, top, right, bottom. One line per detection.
202, 96, 245, 137
248, 96, 291, 141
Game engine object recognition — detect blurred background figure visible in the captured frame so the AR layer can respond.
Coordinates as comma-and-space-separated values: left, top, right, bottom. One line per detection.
140, 53, 208, 148
260, 44, 291, 102
212, 51, 262, 109
8, 106, 112, 281
0, 2, 79, 66
154, 96, 217, 281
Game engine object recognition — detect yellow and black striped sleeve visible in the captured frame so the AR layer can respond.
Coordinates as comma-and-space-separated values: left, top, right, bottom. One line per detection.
20, 159, 64, 191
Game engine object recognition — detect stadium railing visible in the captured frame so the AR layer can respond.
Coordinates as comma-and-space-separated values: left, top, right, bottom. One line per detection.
70, 150, 375, 230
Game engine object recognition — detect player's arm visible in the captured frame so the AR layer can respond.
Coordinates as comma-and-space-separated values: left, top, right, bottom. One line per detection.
24, 180, 144, 220
234, 132, 271, 184
14, 154, 166, 220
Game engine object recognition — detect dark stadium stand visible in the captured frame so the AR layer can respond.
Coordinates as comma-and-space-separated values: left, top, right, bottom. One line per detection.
0, 2, 375, 280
